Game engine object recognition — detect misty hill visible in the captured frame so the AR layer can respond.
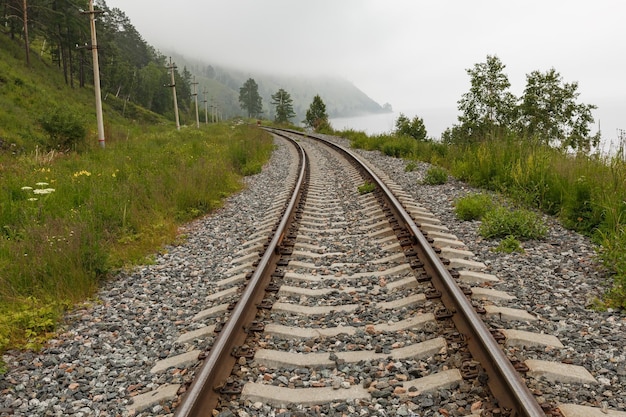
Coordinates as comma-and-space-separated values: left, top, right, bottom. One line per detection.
168, 52, 389, 122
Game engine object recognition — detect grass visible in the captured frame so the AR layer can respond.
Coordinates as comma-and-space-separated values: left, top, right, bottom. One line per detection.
404, 161, 418, 172
494, 235, 525, 254
479, 206, 547, 240
0, 123, 274, 358
0, 31, 276, 368
339, 127, 626, 309
357, 181, 376, 194
422, 166, 448, 185
454, 193, 495, 221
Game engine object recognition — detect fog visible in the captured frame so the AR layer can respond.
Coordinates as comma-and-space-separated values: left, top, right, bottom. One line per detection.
103, 0, 625, 142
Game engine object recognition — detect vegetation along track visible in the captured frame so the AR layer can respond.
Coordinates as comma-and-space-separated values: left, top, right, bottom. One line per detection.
164, 129, 622, 417
2, 129, 624, 417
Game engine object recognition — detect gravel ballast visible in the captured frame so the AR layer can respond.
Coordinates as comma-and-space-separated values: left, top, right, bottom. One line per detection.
1, 133, 624, 416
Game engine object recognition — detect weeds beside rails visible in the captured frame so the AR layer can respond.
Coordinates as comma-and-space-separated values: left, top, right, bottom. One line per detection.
0, 124, 274, 363
339, 128, 626, 310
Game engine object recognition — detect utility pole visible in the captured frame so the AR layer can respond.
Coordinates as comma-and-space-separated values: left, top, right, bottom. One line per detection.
191, 76, 199, 128
167, 57, 180, 130
203, 88, 208, 125
22, 0, 30, 67
84, 0, 105, 148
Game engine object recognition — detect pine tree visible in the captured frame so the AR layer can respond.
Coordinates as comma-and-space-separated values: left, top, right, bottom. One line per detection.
238, 78, 263, 118
304, 94, 329, 131
271, 88, 296, 123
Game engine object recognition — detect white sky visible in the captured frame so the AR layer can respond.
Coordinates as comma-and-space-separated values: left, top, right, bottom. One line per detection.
103, 0, 625, 142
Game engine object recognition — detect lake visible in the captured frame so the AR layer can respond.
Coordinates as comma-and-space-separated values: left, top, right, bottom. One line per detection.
330, 108, 457, 139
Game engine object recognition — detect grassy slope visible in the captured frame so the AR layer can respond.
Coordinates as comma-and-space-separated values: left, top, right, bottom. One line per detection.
0, 34, 275, 365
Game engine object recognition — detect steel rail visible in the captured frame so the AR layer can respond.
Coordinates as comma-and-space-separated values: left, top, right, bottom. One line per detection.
174, 132, 307, 417
301, 131, 545, 417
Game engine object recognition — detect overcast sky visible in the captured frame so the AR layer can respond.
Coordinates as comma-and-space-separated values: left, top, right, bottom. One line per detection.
103, 0, 624, 143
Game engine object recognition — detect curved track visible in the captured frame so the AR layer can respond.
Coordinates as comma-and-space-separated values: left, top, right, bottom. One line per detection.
173, 129, 544, 417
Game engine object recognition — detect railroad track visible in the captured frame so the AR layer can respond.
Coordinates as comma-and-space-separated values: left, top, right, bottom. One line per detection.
117, 128, 620, 417
1, 127, 623, 417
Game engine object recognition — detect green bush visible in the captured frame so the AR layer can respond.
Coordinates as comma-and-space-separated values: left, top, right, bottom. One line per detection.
479, 206, 547, 240
39, 107, 87, 151
455, 193, 494, 221
561, 175, 601, 233
494, 235, 524, 253
423, 166, 448, 185
381, 136, 416, 158
596, 226, 626, 308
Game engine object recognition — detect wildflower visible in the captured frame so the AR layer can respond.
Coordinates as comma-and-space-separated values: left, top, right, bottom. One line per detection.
33, 188, 55, 195
73, 170, 92, 178
21, 186, 33, 191
36, 182, 49, 186
28, 198, 38, 201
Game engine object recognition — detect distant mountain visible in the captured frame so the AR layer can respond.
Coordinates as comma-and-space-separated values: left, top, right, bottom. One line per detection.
168, 52, 389, 122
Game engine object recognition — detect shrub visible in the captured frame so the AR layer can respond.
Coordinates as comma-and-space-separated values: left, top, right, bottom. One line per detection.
381, 136, 416, 158
455, 193, 494, 221
479, 206, 547, 240
494, 235, 524, 253
596, 226, 626, 309
423, 166, 448, 185
561, 175, 601, 233
39, 107, 87, 151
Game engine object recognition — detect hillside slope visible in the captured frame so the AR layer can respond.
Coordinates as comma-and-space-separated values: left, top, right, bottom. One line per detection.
169, 51, 389, 122
0, 33, 165, 152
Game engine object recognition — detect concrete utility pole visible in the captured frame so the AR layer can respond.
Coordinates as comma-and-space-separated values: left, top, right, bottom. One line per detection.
191, 76, 199, 128
212, 100, 218, 123
22, 0, 30, 67
203, 88, 208, 125
167, 57, 180, 130
85, 0, 105, 148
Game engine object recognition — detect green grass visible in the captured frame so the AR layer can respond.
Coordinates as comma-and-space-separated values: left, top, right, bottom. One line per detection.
0, 123, 274, 357
494, 235, 525, 254
0, 33, 278, 367
479, 206, 547, 240
404, 161, 418, 172
357, 181, 376, 194
422, 166, 448, 185
454, 193, 495, 221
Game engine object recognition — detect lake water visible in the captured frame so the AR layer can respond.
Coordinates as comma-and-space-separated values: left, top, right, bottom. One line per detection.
330, 108, 457, 139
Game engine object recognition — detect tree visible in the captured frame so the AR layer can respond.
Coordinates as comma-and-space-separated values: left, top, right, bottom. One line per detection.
238, 78, 262, 118
304, 94, 329, 131
395, 113, 428, 141
457, 55, 517, 141
271, 88, 296, 123
519, 68, 599, 151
